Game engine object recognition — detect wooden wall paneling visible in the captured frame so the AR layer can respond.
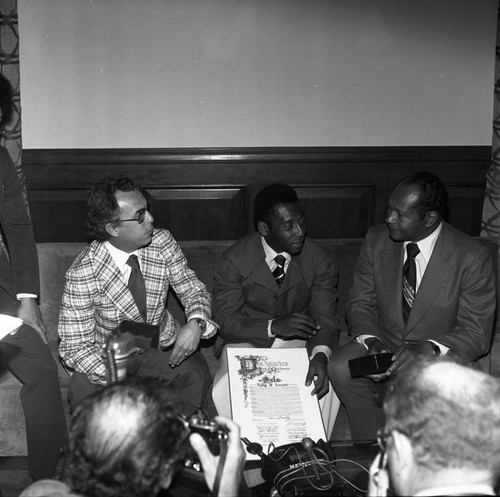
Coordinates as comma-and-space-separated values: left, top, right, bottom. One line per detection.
28, 189, 90, 242
295, 185, 375, 239
243, 184, 375, 238
147, 187, 243, 241
445, 184, 487, 236
21, 146, 491, 242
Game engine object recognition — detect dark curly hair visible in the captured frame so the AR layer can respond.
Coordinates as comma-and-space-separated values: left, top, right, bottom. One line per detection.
62, 377, 188, 497
398, 171, 449, 218
253, 183, 300, 226
0, 73, 14, 128
87, 176, 137, 242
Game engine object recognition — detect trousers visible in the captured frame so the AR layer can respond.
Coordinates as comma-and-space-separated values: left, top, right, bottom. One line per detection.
0, 290, 67, 480
68, 348, 212, 417
328, 341, 385, 440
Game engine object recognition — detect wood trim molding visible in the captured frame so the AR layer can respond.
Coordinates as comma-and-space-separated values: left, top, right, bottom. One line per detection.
21, 146, 491, 241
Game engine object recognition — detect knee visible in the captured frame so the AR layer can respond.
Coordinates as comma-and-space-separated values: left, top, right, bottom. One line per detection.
328, 343, 365, 387
179, 352, 212, 389
328, 352, 349, 384
26, 351, 60, 385
190, 351, 211, 379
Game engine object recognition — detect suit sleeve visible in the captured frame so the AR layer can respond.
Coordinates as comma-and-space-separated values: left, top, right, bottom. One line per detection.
58, 263, 107, 383
0, 149, 40, 295
213, 256, 271, 346
439, 244, 495, 363
306, 250, 339, 353
163, 234, 215, 338
345, 228, 384, 340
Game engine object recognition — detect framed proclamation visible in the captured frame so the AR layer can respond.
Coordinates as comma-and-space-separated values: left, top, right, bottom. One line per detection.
226, 348, 327, 457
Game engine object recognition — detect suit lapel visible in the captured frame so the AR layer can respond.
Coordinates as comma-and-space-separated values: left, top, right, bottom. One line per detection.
92, 242, 145, 322
380, 243, 405, 328
405, 225, 456, 334
280, 257, 305, 294
239, 233, 278, 292
138, 242, 165, 319
252, 260, 280, 291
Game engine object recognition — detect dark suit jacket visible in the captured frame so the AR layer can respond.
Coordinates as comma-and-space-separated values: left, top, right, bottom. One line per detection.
213, 232, 339, 357
346, 222, 496, 363
0, 146, 39, 299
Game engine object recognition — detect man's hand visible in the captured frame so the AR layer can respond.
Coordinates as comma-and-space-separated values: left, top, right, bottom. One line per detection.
189, 416, 246, 497
15, 297, 47, 344
368, 452, 389, 497
305, 352, 329, 399
271, 312, 319, 340
370, 341, 436, 382
169, 320, 203, 367
365, 338, 393, 382
366, 337, 392, 356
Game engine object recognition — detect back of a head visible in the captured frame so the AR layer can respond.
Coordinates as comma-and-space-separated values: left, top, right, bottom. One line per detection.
253, 183, 299, 226
384, 357, 500, 478
87, 176, 137, 242
398, 171, 449, 218
63, 377, 187, 497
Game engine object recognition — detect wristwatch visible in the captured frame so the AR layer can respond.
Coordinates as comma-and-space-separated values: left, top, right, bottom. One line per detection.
195, 318, 207, 333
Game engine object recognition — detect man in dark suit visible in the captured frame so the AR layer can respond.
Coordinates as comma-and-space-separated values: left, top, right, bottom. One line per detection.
329, 172, 496, 440
0, 76, 66, 480
368, 358, 500, 496
212, 183, 340, 437
58, 176, 215, 412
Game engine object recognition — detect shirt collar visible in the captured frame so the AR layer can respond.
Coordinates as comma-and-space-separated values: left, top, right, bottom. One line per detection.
260, 236, 291, 265
104, 241, 140, 271
404, 221, 442, 263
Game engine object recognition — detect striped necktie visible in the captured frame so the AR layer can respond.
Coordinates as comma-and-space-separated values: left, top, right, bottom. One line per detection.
272, 254, 286, 285
402, 243, 420, 322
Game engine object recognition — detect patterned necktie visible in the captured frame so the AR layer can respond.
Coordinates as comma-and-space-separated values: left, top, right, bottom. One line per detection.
126, 255, 147, 320
402, 243, 420, 323
272, 254, 286, 285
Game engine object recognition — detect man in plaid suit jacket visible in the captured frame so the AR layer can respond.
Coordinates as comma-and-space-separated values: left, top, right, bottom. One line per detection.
58, 176, 216, 412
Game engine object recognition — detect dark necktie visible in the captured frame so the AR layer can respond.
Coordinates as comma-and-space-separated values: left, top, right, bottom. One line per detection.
402, 243, 420, 322
126, 255, 147, 320
272, 254, 286, 285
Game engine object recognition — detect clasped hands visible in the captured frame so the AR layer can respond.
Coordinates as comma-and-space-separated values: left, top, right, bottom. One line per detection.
365, 338, 436, 382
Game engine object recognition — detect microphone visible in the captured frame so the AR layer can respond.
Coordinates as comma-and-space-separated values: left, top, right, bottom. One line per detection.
301, 437, 320, 479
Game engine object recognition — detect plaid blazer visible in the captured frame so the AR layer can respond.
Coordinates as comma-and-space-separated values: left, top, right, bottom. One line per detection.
58, 229, 213, 384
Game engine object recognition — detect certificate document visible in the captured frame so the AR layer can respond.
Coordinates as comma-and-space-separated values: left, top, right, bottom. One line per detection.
226, 347, 327, 456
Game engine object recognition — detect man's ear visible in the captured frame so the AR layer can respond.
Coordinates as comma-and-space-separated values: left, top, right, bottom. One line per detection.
424, 211, 439, 227
105, 222, 119, 238
257, 220, 269, 237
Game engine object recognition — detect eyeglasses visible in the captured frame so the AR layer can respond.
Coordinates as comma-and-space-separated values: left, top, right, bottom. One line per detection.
119, 207, 150, 225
